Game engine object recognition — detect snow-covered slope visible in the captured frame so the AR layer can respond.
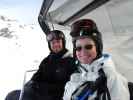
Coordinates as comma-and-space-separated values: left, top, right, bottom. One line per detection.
0, 15, 49, 100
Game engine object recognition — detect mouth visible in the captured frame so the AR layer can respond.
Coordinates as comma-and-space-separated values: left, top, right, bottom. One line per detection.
79, 55, 93, 62
79, 54, 92, 58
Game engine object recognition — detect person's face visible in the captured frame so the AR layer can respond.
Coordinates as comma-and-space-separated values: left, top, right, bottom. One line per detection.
50, 39, 63, 53
75, 37, 97, 64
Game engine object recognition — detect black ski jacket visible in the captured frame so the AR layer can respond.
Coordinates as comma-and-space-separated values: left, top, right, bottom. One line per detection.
29, 49, 77, 100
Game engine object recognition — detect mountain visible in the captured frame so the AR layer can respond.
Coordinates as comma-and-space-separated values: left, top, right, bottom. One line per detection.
0, 15, 49, 100
0, 15, 34, 39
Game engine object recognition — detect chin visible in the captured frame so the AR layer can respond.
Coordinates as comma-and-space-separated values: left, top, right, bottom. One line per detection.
52, 48, 61, 53
80, 60, 91, 64
79, 57, 92, 64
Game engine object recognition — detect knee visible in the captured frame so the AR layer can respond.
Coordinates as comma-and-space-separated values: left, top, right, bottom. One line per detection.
5, 90, 20, 100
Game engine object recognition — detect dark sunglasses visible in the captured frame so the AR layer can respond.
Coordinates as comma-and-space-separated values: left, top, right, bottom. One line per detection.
75, 44, 94, 52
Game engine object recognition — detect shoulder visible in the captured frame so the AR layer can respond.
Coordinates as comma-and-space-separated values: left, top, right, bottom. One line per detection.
62, 50, 73, 58
41, 56, 49, 62
102, 54, 116, 69
62, 51, 76, 62
100, 54, 120, 78
39, 55, 50, 67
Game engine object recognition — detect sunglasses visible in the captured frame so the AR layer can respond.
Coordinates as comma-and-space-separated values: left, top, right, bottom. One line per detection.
75, 44, 94, 52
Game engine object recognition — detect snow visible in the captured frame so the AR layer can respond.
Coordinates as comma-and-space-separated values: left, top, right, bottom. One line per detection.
0, 15, 49, 100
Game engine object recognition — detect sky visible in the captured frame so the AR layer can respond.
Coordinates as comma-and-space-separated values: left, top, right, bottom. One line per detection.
0, 0, 43, 24
0, 0, 67, 24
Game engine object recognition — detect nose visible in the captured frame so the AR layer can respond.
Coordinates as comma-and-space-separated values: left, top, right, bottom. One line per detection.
79, 48, 89, 55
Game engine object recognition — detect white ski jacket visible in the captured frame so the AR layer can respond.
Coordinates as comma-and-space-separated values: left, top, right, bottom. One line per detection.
63, 54, 130, 100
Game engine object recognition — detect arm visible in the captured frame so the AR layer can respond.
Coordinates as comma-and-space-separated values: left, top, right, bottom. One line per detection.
103, 58, 130, 100
31, 58, 48, 82
63, 73, 85, 100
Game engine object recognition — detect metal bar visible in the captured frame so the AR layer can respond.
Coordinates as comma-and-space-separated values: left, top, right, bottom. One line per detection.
19, 69, 37, 100
38, 0, 54, 34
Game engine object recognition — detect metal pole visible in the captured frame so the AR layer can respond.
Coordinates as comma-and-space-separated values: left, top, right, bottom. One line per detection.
19, 69, 37, 100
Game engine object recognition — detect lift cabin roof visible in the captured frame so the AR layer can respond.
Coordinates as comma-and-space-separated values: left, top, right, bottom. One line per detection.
38, 0, 110, 34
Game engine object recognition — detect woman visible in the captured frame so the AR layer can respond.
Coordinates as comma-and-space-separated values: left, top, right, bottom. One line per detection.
63, 19, 130, 100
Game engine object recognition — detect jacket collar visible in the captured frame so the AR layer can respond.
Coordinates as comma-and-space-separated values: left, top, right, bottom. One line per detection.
80, 54, 111, 72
